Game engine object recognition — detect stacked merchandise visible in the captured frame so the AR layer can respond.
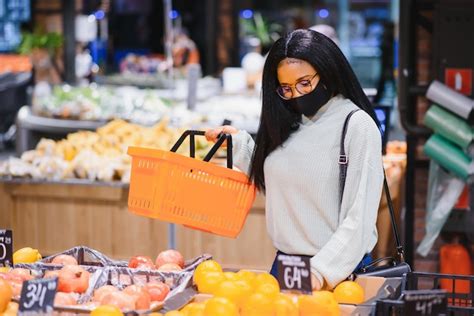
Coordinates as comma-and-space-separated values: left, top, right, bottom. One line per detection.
0, 119, 213, 182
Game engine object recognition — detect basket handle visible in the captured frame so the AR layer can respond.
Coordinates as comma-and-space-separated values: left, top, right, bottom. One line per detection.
170, 130, 233, 169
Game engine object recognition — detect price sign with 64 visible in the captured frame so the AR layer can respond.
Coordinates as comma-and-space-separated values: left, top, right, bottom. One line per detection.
0, 229, 13, 267
19, 277, 58, 314
276, 254, 312, 294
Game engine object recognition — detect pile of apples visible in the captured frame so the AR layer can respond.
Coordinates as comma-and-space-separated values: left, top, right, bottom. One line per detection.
0, 248, 186, 313
128, 249, 185, 272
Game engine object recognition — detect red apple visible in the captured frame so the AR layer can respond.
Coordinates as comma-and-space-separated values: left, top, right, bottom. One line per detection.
54, 292, 77, 306
155, 250, 184, 269
101, 291, 135, 310
157, 263, 182, 272
93, 285, 119, 302
145, 282, 170, 302
128, 256, 155, 270
123, 285, 151, 310
57, 265, 90, 293
51, 255, 78, 266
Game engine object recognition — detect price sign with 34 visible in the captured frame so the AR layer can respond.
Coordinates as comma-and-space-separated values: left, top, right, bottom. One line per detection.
19, 277, 58, 315
0, 229, 13, 267
276, 254, 312, 294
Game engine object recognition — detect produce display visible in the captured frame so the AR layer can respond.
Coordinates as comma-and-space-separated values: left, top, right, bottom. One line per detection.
0, 119, 213, 182
130, 259, 367, 316
32, 84, 172, 124
0, 246, 208, 315
0, 245, 405, 316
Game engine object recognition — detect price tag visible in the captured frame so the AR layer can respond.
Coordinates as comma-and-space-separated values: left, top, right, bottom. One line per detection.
403, 290, 447, 316
0, 229, 13, 267
19, 277, 58, 315
276, 254, 312, 294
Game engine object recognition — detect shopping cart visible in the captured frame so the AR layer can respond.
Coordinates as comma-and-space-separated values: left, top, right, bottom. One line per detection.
127, 130, 256, 238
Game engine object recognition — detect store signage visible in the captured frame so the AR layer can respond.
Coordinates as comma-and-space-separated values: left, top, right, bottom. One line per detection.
276, 254, 312, 294
403, 290, 447, 316
0, 229, 13, 267
19, 277, 58, 315
445, 68, 472, 96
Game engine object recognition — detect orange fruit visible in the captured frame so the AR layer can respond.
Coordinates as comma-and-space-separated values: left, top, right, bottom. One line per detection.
214, 280, 248, 307
223, 272, 239, 281
234, 280, 253, 302
164, 311, 184, 316
298, 291, 340, 316
255, 282, 280, 299
241, 292, 274, 316
185, 303, 206, 316
195, 271, 225, 294
333, 281, 365, 304
273, 293, 298, 316
0, 279, 13, 313
203, 297, 238, 316
1, 302, 19, 316
193, 260, 222, 286
90, 305, 124, 316
254, 273, 280, 289
236, 270, 257, 287
181, 302, 205, 316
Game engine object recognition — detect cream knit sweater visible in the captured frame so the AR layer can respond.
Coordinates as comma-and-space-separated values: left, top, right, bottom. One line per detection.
232, 95, 384, 288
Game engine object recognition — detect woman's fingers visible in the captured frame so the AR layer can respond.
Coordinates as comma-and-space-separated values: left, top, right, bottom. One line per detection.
205, 126, 239, 143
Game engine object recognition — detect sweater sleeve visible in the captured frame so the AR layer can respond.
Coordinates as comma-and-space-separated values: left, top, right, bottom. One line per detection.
310, 112, 384, 289
231, 130, 255, 176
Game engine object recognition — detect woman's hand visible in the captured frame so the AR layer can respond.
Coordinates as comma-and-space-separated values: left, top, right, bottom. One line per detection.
311, 273, 323, 291
205, 125, 239, 145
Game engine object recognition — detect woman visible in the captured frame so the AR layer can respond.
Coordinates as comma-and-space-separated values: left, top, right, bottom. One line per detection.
206, 29, 383, 290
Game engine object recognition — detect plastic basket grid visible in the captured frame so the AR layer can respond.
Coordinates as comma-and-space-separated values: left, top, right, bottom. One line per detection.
127, 147, 256, 238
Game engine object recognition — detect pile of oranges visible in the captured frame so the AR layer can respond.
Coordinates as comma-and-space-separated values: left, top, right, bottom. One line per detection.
151, 259, 365, 316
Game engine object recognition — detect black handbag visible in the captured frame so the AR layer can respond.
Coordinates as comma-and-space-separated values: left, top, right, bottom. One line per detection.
339, 109, 411, 278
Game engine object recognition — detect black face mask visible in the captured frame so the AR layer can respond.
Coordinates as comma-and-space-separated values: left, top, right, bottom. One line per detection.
284, 81, 331, 118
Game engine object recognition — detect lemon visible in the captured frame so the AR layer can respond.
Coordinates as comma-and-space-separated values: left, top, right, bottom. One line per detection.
13, 247, 42, 264
90, 305, 124, 316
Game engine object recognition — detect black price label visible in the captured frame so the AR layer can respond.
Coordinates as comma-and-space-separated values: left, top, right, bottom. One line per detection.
19, 277, 58, 314
0, 229, 13, 267
276, 254, 312, 294
404, 290, 447, 316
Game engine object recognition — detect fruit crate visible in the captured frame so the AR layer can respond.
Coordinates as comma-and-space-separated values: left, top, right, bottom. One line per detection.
11, 262, 193, 314
11, 247, 213, 314
39, 245, 119, 267
375, 272, 474, 316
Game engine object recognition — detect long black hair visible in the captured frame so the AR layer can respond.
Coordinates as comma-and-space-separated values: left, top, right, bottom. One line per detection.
249, 29, 379, 192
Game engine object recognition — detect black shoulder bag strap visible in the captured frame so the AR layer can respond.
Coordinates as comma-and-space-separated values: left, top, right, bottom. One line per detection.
339, 109, 405, 264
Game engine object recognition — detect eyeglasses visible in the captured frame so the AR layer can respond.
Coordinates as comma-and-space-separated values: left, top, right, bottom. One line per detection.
276, 73, 318, 100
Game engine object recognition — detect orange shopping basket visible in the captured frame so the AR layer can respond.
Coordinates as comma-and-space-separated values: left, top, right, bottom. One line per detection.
127, 130, 256, 238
